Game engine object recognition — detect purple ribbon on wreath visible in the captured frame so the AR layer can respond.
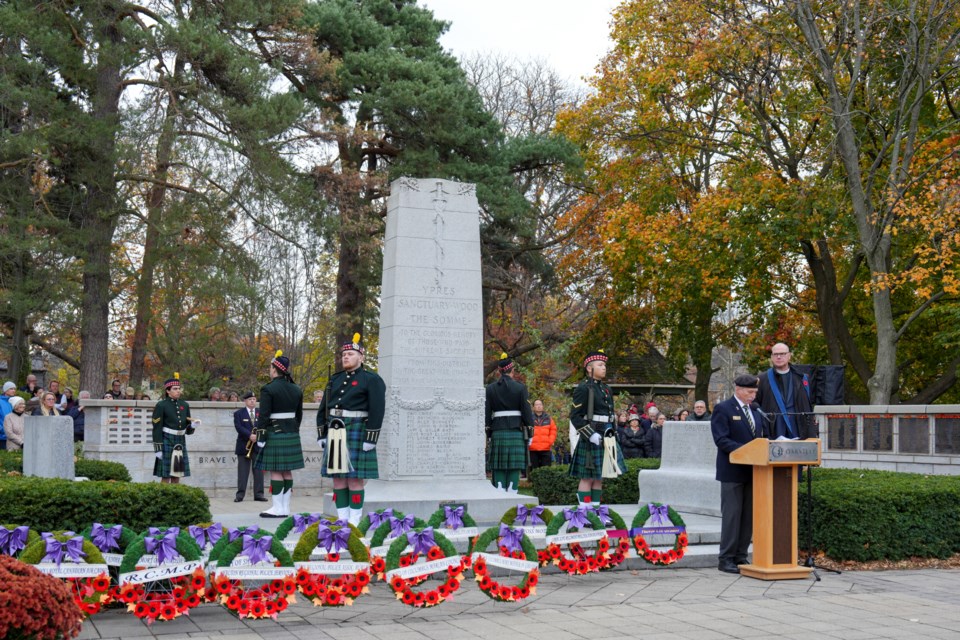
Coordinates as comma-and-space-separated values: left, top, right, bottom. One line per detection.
228, 526, 259, 543
648, 504, 670, 526
591, 505, 613, 526
90, 523, 122, 553
144, 529, 179, 565
368, 509, 394, 529
563, 507, 591, 529
498, 524, 524, 553
188, 523, 223, 549
0, 525, 29, 556
514, 504, 544, 526
41, 532, 86, 567
406, 528, 436, 556
443, 506, 464, 530
293, 513, 324, 534
241, 534, 273, 564
389, 515, 415, 538
317, 524, 350, 555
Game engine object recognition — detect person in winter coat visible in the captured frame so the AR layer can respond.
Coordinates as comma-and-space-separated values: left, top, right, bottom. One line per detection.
529, 399, 557, 471
618, 413, 648, 458
645, 413, 666, 458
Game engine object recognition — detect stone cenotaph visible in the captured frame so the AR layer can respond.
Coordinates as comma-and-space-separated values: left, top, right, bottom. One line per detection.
322, 177, 532, 522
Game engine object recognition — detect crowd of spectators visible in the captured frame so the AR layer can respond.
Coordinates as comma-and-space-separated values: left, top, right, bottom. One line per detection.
612, 399, 713, 459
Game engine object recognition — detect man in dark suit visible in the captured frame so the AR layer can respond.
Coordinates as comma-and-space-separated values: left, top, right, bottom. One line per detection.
233, 391, 265, 502
755, 342, 816, 439
711, 374, 766, 574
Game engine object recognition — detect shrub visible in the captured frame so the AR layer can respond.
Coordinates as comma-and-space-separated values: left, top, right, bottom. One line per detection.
0, 450, 131, 482
529, 458, 661, 505
0, 555, 83, 640
799, 468, 960, 561
0, 477, 211, 532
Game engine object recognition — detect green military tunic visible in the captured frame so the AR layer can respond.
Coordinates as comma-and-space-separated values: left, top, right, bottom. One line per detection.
317, 365, 386, 478
254, 376, 304, 472
568, 377, 625, 478
484, 375, 534, 472
152, 396, 194, 478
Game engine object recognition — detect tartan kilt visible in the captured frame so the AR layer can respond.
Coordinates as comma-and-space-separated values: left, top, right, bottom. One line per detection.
153, 434, 189, 478
321, 417, 378, 479
568, 432, 626, 479
255, 431, 305, 472
488, 430, 527, 472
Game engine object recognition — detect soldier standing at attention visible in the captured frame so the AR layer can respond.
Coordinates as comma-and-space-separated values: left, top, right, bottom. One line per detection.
257, 350, 304, 518
152, 373, 195, 484
484, 353, 535, 493
317, 334, 386, 526
569, 349, 625, 505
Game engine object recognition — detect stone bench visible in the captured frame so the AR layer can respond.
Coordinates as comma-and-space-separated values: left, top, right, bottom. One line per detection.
637, 421, 720, 516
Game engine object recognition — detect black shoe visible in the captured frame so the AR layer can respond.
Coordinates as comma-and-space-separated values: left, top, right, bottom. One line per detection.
260, 511, 285, 518
234, 497, 244, 502
254, 497, 268, 502
735, 558, 748, 565
718, 562, 740, 574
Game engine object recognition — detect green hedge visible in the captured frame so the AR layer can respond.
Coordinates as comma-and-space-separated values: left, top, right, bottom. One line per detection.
799, 468, 960, 562
0, 477, 211, 531
529, 458, 661, 504
0, 450, 131, 481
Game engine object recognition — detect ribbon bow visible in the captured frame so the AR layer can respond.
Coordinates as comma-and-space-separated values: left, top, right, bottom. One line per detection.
316, 523, 350, 554
144, 528, 179, 565
443, 506, 464, 530
241, 535, 273, 565
0, 526, 29, 556
591, 505, 612, 526
41, 533, 86, 567
228, 526, 259, 543
514, 504, 545, 526
498, 524, 524, 553
368, 509, 395, 529
389, 515, 415, 538
648, 503, 670, 527
292, 513, 324, 534
90, 523, 123, 553
188, 523, 223, 549
406, 527, 436, 556
563, 507, 591, 530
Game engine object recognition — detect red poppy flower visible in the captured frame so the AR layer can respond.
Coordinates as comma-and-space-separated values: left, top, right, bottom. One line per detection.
251, 602, 266, 617
527, 572, 539, 586
549, 544, 562, 558
325, 591, 341, 605
399, 555, 411, 567
498, 586, 512, 600
414, 592, 426, 606
438, 585, 450, 598
161, 604, 177, 620
479, 576, 492, 590
355, 571, 370, 586
447, 578, 460, 591
328, 552, 340, 562
391, 576, 406, 591
401, 590, 416, 605
352, 380, 358, 386
217, 579, 234, 594
276, 597, 288, 611
371, 557, 385, 572
347, 583, 362, 597
134, 603, 148, 617
427, 546, 443, 560
425, 590, 440, 605
331, 578, 344, 590
264, 600, 276, 615
597, 539, 610, 552
577, 561, 589, 573
538, 551, 549, 564
147, 602, 160, 617
587, 557, 598, 569
519, 586, 530, 598
92, 575, 110, 591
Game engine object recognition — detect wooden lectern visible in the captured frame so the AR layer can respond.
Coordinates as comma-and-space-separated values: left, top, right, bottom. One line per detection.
730, 438, 821, 580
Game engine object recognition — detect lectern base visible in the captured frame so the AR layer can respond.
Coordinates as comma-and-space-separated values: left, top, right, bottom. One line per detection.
739, 563, 813, 580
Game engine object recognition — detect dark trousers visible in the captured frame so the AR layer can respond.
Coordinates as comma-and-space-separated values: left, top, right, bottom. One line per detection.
237, 456, 264, 500
719, 481, 753, 564
529, 450, 552, 471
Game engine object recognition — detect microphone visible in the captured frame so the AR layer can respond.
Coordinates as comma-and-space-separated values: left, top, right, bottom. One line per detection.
750, 403, 771, 423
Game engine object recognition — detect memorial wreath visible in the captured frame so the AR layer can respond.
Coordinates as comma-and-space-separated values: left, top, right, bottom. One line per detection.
542, 508, 612, 575
468, 525, 539, 602
385, 527, 467, 608
291, 518, 371, 607
20, 531, 112, 618
208, 529, 297, 619
630, 502, 688, 565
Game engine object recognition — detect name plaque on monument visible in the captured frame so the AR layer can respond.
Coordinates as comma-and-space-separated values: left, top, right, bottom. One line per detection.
393, 390, 484, 478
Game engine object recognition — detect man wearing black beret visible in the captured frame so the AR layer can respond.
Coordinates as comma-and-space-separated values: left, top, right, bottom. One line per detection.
233, 391, 265, 503
711, 374, 767, 574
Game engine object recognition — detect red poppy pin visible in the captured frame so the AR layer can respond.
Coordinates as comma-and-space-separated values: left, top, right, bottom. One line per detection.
352, 381, 358, 386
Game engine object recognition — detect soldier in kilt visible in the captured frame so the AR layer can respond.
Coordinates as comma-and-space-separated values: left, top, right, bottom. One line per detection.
484, 353, 534, 493
152, 373, 195, 484
256, 350, 304, 518
569, 350, 625, 505
318, 333, 386, 526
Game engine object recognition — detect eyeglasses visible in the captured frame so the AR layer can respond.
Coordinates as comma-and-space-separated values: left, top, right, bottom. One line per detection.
771, 352, 790, 357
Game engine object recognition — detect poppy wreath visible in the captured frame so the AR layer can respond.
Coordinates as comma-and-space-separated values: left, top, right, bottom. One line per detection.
630, 502, 688, 566
209, 529, 297, 619
186, 522, 226, 555
367, 511, 429, 583
385, 528, 467, 608
291, 519, 371, 607
81, 523, 137, 604
425, 506, 479, 532
275, 512, 362, 544
467, 525, 539, 603
20, 532, 111, 618
585, 506, 632, 571
115, 528, 205, 623
205, 525, 260, 566
498, 504, 555, 528
542, 509, 611, 575
0, 524, 41, 559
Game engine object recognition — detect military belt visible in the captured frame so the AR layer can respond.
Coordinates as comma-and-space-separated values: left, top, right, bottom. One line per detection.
492, 410, 522, 418
329, 409, 368, 418
271, 412, 296, 419
591, 414, 615, 423
162, 428, 187, 436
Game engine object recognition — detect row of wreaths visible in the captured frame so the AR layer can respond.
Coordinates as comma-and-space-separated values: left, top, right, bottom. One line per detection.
0, 502, 687, 624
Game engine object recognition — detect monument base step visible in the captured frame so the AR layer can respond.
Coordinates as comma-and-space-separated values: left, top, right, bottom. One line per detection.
323, 479, 539, 525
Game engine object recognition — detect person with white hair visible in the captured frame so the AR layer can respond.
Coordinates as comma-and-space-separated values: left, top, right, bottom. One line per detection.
3, 396, 26, 450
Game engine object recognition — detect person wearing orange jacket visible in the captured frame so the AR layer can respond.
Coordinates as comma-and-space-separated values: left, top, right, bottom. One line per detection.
529, 399, 557, 471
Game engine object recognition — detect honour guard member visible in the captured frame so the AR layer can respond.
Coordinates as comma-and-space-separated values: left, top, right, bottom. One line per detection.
568, 349, 625, 505
484, 353, 534, 492
256, 350, 305, 518
318, 333, 386, 526
152, 373, 195, 484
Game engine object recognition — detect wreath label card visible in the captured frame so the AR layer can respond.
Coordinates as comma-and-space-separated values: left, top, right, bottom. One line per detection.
545, 530, 605, 546
634, 526, 686, 536
102, 553, 124, 566
435, 526, 479, 541
471, 552, 538, 573
119, 559, 204, 584
216, 566, 297, 580
517, 526, 547, 538
371, 543, 411, 557
385, 555, 463, 580
34, 563, 110, 578
294, 561, 370, 575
